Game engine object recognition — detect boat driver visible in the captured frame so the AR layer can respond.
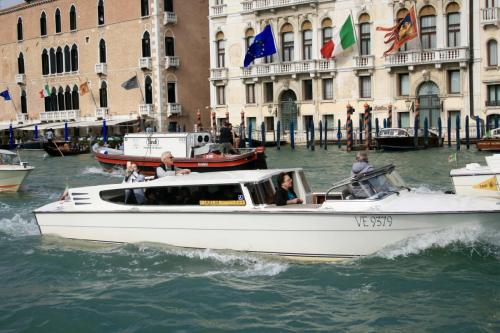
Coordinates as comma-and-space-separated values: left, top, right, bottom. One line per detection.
156, 151, 191, 178
346, 151, 375, 199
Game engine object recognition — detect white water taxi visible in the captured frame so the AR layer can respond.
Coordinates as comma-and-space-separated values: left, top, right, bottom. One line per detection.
0, 149, 34, 192
34, 165, 500, 260
450, 154, 500, 198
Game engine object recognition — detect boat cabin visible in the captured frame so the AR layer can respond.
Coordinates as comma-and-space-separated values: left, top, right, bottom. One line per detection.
0, 149, 21, 165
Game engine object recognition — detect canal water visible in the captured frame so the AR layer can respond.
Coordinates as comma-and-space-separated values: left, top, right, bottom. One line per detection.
1, 147, 499, 332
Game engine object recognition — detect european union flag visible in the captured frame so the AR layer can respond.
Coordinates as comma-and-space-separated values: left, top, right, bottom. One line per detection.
243, 25, 277, 68
0, 89, 11, 101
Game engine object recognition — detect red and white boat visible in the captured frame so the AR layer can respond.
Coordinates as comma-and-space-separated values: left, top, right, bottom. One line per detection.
94, 132, 267, 176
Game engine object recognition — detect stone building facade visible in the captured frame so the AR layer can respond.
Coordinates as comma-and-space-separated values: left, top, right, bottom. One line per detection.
0, 0, 210, 133
208, 0, 499, 137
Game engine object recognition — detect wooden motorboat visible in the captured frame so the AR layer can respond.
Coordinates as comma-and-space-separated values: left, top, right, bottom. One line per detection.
94, 132, 267, 176
34, 165, 500, 260
375, 128, 442, 151
0, 149, 34, 192
43, 141, 90, 157
476, 128, 500, 152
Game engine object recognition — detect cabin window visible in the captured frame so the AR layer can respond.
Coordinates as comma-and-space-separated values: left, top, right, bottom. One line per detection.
245, 181, 275, 205
100, 184, 245, 206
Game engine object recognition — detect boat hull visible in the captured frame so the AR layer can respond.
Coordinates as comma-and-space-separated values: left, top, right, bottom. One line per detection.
43, 142, 90, 157
0, 167, 34, 192
34, 209, 499, 259
376, 136, 441, 151
476, 139, 500, 151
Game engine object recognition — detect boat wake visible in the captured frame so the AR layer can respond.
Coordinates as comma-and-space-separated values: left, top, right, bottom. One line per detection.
0, 214, 40, 237
375, 224, 500, 260
81, 166, 123, 178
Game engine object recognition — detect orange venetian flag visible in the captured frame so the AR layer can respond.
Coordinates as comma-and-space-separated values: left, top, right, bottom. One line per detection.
80, 81, 89, 96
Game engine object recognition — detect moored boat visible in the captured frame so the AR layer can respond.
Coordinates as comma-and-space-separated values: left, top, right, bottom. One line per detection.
0, 149, 34, 192
375, 128, 442, 151
34, 165, 500, 260
450, 154, 500, 198
94, 132, 267, 176
476, 128, 500, 152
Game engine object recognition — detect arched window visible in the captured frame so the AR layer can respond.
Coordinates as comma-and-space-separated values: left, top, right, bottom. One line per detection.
44, 93, 51, 111
142, 31, 151, 57
70, 5, 77, 30
17, 17, 23, 41
359, 14, 371, 56
56, 47, 63, 73
64, 46, 71, 72
51, 87, 58, 110
99, 39, 107, 63
446, 3, 460, 47
141, 0, 149, 17
245, 28, 254, 51
165, 35, 174, 56
99, 81, 108, 107
302, 21, 312, 60
488, 40, 498, 66
49, 48, 56, 74
71, 44, 78, 71
321, 18, 332, 47
40, 12, 47, 36
420, 6, 437, 49
216, 31, 225, 67
18, 53, 25, 74
42, 49, 49, 75
72, 85, 79, 110
281, 24, 294, 62
98, 0, 105, 25
21, 90, 27, 114
145, 76, 153, 104
486, 0, 496, 8
55, 8, 61, 33
65, 86, 72, 110
58, 87, 65, 110
164, 0, 173, 12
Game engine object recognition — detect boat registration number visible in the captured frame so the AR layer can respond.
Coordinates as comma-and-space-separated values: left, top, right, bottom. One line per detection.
355, 215, 393, 228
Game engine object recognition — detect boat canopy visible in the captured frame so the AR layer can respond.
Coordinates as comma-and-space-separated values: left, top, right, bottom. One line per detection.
0, 149, 17, 156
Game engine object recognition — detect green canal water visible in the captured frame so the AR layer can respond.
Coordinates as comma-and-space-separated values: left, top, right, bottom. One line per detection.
0, 147, 499, 332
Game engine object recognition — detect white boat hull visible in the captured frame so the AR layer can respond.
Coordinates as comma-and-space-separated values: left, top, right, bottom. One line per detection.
34, 209, 499, 258
0, 166, 34, 192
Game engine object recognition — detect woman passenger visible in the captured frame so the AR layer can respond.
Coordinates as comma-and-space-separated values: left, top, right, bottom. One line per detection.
275, 172, 303, 206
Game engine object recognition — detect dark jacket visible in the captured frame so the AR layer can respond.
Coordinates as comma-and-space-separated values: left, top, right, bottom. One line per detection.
219, 127, 233, 144
275, 187, 297, 206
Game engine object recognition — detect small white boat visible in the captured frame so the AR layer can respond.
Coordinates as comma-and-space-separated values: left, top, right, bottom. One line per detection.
450, 154, 500, 198
0, 149, 35, 192
34, 165, 500, 260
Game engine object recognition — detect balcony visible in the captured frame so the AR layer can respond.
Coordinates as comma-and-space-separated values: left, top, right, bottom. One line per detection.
486, 100, 500, 107
165, 56, 179, 69
95, 107, 109, 119
139, 57, 152, 70
139, 104, 154, 117
40, 110, 80, 122
164, 11, 177, 25
16, 113, 28, 123
15, 74, 25, 85
353, 56, 375, 73
481, 7, 500, 27
242, 0, 318, 13
167, 103, 182, 117
211, 4, 227, 17
210, 67, 228, 82
384, 47, 469, 70
95, 63, 107, 75
241, 60, 335, 79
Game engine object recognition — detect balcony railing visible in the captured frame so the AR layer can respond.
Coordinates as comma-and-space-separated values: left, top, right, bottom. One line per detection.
165, 56, 179, 69
353, 55, 375, 70
211, 4, 227, 16
15, 74, 25, 85
486, 100, 500, 107
481, 7, 500, 26
40, 110, 80, 122
95, 107, 109, 119
164, 11, 177, 25
210, 67, 228, 80
241, 59, 336, 78
139, 57, 152, 70
95, 63, 107, 75
139, 104, 154, 117
242, 0, 318, 13
167, 103, 182, 117
385, 47, 469, 68
16, 113, 28, 123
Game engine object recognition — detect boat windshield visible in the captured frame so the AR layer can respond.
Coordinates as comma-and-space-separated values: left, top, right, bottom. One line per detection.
326, 165, 407, 200
0, 153, 19, 165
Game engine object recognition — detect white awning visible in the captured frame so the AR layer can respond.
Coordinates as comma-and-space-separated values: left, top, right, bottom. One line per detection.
20, 118, 135, 131
0, 122, 40, 131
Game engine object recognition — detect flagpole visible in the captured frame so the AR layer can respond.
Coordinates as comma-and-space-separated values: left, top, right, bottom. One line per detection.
268, 21, 280, 64
349, 11, 360, 55
84, 77, 98, 108
8, 89, 18, 113
135, 72, 145, 103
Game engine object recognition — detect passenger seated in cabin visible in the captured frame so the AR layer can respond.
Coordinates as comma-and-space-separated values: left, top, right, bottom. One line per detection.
124, 162, 146, 204
274, 172, 303, 206
346, 152, 375, 199
156, 151, 191, 178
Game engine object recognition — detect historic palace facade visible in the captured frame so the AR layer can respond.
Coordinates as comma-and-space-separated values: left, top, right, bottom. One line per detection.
0, 0, 209, 133
208, 0, 500, 134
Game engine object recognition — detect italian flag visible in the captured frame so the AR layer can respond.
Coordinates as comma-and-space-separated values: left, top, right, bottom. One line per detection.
39, 84, 50, 98
321, 15, 356, 59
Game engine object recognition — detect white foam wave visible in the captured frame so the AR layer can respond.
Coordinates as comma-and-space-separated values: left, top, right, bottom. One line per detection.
411, 186, 445, 194
0, 214, 40, 237
376, 224, 500, 259
81, 166, 123, 178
